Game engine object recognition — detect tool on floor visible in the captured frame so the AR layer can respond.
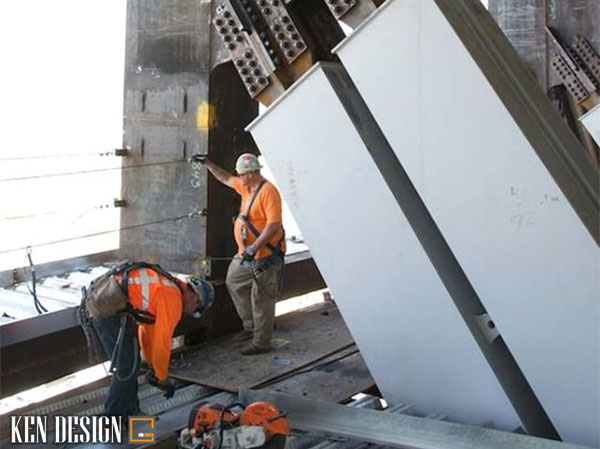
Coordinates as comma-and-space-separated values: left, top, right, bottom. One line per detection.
178, 401, 289, 449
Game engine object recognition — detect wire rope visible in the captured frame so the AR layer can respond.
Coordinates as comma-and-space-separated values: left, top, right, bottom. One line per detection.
0, 210, 204, 255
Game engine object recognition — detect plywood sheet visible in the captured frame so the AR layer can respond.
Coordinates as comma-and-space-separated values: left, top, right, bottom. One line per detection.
264, 350, 374, 403
170, 306, 354, 391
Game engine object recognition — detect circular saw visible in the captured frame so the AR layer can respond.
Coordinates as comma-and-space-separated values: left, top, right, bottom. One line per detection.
178, 401, 290, 449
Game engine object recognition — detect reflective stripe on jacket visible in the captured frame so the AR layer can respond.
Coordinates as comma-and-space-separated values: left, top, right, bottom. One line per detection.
115, 268, 183, 381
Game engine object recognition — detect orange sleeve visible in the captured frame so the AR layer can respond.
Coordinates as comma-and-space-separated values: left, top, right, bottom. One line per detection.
142, 287, 183, 381
231, 177, 243, 195
262, 184, 283, 224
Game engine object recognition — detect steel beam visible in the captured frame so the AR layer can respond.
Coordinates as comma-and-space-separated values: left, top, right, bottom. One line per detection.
0, 252, 324, 397
240, 390, 593, 449
0, 307, 79, 348
0, 250, 119, 289
0, 327, 89, 399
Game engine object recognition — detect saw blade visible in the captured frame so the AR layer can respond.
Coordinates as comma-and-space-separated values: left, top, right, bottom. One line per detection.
261, 434, 287, 449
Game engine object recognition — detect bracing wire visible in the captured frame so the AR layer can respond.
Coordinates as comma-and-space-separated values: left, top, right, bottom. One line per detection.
0, 151, 116, 162
0, 160, 184, 183
0, 202, 120, 222
0, 210, 205, 255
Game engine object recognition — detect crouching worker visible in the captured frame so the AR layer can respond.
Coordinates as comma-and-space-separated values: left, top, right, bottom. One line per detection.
79, 262, 214, 419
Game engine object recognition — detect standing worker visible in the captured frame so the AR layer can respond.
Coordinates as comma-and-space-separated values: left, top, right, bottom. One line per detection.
193, 153, 285, 355
80, 262, 214, 419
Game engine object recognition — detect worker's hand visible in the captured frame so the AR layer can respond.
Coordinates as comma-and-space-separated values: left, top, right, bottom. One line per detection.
146, 371, 175, 399
145, 370, 160, 386
189, 154, 208, 164
241, 245, 257, 263
159, 380, 175, 399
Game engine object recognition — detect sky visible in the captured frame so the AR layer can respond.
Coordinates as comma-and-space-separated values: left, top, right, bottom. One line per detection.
0, 1, 127, 270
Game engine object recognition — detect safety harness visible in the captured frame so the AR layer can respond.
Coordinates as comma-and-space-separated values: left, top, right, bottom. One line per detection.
238, 179, 285, 269
79, 262, 182, 381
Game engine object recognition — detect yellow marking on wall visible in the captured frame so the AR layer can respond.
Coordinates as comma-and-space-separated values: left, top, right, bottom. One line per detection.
197, 101, 218, 131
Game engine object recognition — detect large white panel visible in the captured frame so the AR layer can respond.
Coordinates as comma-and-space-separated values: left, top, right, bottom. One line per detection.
335, 0, 600, 445
580, 104, 600, 147
248, 64, 520, 430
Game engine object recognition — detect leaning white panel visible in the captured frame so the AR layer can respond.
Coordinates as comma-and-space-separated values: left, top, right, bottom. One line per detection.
580, 104, 600, 147
334, 0, 599, 445
247, 63, 520, 430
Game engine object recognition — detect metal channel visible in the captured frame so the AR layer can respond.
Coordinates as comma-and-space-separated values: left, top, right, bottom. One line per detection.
320, 63, 559, 439
240, 390, 592, 449
0, 250, 119, 288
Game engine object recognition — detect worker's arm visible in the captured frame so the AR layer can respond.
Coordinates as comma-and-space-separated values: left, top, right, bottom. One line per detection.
250, 222, 281, 251
205, 160, 235, 188
144, 287, 183, 382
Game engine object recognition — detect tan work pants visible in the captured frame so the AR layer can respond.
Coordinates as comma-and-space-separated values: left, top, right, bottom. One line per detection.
226, 255, 283, 348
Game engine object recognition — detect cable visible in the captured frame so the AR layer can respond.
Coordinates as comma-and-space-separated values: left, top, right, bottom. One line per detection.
0, 151, 116, 162
110, 315, 139, 382
25, 246, 47, 314
0, 210, 204, 255
258, 347, 359, 388
0, 202, 120, 222
0, 160, 184, 183
1, 210, 67, 222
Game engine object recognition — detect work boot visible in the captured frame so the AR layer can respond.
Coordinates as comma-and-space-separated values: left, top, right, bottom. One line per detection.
233, 330, 253, 342
239, 343, 271, 355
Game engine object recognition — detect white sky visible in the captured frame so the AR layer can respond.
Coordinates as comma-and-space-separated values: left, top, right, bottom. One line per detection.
0, 1, 127, 270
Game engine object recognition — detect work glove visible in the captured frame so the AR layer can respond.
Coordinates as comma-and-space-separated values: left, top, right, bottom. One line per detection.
146, 371, 176, 399
241, 245, 257, 263
189, 154, 208, 164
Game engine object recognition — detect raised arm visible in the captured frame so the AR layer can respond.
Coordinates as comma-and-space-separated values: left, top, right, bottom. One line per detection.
206, 160, 235, 188
190, 154, 236, 188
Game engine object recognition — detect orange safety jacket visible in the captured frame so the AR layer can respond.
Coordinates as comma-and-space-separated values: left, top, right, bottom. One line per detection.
115, 267, 183, 381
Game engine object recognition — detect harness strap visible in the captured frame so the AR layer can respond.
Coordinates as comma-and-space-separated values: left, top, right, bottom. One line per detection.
125, 303, 156, 325
117, 262, 182, 325
243, 179, 266, 219
109, 314, 140, 382
239, 179, 285, 256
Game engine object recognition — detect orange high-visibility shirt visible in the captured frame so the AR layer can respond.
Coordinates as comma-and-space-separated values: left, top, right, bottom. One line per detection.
232, 177, 286, 260
116, 268, 183, 381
